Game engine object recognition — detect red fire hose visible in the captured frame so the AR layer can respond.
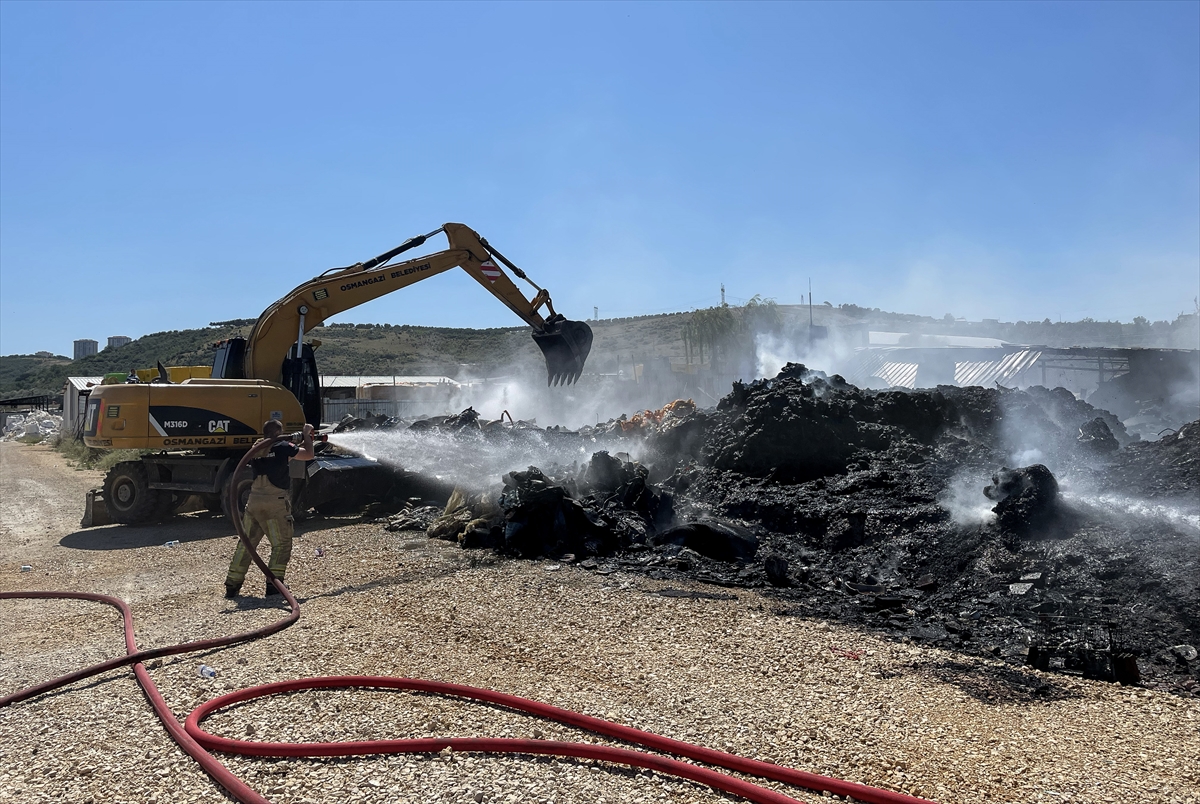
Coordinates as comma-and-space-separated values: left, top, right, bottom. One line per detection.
2, 435, 935, 804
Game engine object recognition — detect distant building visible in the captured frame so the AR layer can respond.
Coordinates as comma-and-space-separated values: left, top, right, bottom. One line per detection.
35, 351, 53, 358
73, 339, 98, 360
107, 335, 132, 349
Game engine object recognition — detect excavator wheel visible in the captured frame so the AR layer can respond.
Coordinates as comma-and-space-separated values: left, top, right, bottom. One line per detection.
532, 318, 593, 386
103, 461, 165, 525
160, 492, 196, 520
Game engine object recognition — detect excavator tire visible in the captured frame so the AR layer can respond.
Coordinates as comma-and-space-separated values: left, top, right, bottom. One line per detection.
103, 461, 165, 525
159, 492, 195, 520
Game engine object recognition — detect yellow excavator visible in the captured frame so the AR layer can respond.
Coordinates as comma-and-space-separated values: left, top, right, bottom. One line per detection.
82, 223, 593, 524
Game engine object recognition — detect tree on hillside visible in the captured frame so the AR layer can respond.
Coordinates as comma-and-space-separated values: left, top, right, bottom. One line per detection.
682, 296, 780, 370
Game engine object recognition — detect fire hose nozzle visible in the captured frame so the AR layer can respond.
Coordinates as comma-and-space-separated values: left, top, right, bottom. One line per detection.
289, 431, 329, 443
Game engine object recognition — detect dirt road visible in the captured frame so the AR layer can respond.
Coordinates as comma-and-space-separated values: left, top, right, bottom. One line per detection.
1, 441, 1197, 804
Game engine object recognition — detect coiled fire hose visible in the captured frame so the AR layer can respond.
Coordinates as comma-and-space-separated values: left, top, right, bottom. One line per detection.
2, 434, 935, 804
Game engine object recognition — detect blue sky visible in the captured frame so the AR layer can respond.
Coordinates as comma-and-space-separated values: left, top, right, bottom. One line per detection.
1, 1, 1197, 356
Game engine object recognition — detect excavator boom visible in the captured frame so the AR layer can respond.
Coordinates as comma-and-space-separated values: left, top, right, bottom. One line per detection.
242, 223, 592, 386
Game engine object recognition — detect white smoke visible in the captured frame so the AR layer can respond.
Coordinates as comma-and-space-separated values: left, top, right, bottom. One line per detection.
938, 470, 998, 526
755, 332, 805, 380
1010, 448, 1046, 467
363, 373, 672, 433
453, 379, 616, 430
331, 426, 642, 493
755, 329, 867, 384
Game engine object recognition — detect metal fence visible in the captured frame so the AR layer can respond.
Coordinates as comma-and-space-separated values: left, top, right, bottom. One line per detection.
321, 398, 442, 423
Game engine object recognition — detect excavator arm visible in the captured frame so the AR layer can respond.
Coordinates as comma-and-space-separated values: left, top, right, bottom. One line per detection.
241, 223, 592, 386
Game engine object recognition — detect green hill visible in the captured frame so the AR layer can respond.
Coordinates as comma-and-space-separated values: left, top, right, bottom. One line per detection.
1, 323, 252, 398
0, 353, 73, 399
0, 314, 692, 397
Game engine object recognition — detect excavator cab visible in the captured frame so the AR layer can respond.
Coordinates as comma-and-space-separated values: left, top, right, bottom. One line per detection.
214, 336, 321, 425
281, 342, 322, 426
211, 338, 246, 380
533, 315, 593, 386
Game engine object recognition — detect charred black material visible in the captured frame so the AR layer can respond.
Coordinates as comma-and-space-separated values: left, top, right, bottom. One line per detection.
377, 369, 1198, 694
1077, 417, 1120, 453
652, 520, 758, 563
984, 464, 1059, 534
500, 467, 623, 558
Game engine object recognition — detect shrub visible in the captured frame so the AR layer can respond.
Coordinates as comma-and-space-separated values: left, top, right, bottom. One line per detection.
53, 433, 147, 471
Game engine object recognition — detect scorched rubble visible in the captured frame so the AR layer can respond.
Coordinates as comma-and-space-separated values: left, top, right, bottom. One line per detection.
374, 363, 1198, 693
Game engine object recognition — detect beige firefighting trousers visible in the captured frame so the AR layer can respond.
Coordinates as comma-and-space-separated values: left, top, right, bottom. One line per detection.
225, 476, 293, 587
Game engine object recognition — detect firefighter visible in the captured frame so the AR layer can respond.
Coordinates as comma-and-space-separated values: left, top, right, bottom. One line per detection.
224, 420, 315, 598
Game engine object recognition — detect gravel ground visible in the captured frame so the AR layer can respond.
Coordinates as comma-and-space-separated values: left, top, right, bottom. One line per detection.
1, 441, 1198, 804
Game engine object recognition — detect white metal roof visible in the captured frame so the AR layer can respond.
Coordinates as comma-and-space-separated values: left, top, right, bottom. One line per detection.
320, 375, 460, 388
848, 348, 1043, 389
954, 349, 1042, 387
868, 331, 1007, 348
64, 377, 105, 392
874, 361, 920, 388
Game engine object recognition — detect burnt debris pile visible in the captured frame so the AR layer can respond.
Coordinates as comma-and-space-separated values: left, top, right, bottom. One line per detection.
387, 451, 680, 560
1093, 419, 1199, 499
375, 365, 1198, 692
983, 465, 1060, 535
1087, 349, 1200, 441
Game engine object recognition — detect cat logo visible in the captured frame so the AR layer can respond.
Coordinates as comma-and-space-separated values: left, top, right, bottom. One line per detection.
208, 419, 231, 434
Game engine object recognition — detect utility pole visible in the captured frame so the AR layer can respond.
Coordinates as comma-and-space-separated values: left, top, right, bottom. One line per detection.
720, 284, 726, 306
808, 278, 814, 349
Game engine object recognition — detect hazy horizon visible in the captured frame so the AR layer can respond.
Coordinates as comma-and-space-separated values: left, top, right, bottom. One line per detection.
7, 300, 1197, 361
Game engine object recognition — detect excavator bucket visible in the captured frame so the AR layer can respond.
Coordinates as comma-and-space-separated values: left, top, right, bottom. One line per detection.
532, 318, 593, 386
